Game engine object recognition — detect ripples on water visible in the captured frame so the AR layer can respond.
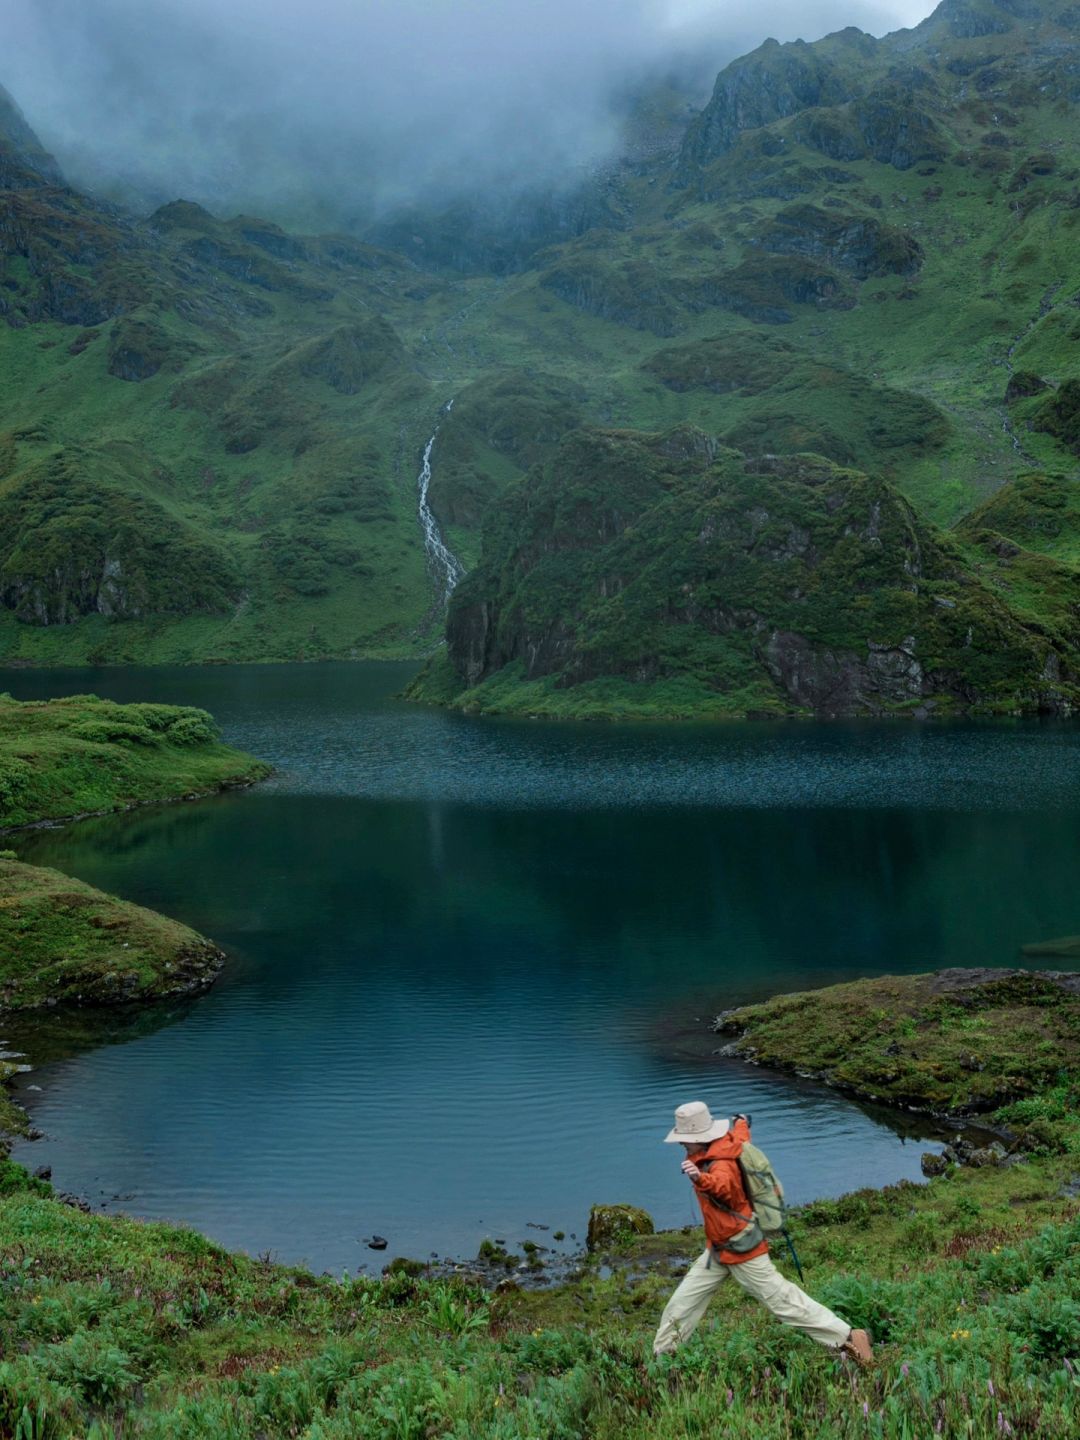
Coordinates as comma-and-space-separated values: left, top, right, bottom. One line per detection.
4, 663, 1079, 1269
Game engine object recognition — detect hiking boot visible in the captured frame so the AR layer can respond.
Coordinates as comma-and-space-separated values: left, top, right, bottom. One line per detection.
842, 1328, 873, 1366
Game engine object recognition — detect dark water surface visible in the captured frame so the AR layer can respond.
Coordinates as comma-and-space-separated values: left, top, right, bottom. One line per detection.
4, 663, 1079, 1271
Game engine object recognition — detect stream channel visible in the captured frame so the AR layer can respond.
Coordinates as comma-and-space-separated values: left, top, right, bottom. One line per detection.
4, 662, 1080, 1272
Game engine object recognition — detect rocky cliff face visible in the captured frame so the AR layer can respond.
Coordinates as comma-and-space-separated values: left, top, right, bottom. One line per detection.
678, 35, 871, 174
0, 84, 63, 189
435, 430, 1076, 717
0, 450, 239, 625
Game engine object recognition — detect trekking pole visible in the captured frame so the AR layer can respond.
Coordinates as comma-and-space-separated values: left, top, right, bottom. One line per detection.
782, 1228, 805, 1283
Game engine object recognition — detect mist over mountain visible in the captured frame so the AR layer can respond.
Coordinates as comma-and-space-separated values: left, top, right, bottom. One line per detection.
5, 0, 933, 226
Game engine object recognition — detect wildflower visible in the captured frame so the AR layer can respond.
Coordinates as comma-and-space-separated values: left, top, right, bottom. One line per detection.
949, 1329, 971, 1340
726, 1389, 734, 1406
494, 1398, 503, 1408
988, 1379, 995, 1397
863, 1402, 869, 1417
531, 1328, 543, 1337
901, 1364, 909, 1377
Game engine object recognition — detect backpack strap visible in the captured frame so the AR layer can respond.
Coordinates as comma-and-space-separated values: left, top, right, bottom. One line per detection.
696, 1157, 755, 1227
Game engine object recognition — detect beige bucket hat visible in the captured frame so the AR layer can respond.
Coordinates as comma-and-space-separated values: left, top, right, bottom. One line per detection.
664, 1100, 730, 1145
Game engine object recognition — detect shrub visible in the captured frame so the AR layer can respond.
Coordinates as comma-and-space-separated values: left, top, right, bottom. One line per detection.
1003, 1286, 1080, 1358
70, 719, 158, 747
166, 713, 219, 746
43, 1333, 138, 1407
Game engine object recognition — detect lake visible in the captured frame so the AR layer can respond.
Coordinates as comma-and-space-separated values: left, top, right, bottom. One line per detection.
5, 662, 1079, 1272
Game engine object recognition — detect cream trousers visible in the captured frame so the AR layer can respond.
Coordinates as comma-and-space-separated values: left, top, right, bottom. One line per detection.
653, 1248, 851, 1355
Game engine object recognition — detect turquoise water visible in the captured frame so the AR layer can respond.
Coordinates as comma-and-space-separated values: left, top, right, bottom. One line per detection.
5, 663, 1079, 1272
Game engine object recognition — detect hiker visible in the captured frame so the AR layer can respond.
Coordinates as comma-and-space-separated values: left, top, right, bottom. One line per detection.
653, 1102, 872, 1364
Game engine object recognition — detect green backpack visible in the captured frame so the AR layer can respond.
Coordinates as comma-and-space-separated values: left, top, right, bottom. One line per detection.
699, 1141, 787, 1239
736, 1141, 787, 1237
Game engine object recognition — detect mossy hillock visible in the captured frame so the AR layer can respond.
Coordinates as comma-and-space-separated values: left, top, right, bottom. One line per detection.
427, 372, 586, 532
0, 858, 225, 1013
410, 425, 1076, 718
0, 448, 240, 625
643, 334, 950, 470
715, 967, 1080, 1115
0, 692, 270, 830
753, 205, 923, 280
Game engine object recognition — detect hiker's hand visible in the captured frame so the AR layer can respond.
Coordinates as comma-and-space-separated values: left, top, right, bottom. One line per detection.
681, 1160, 702, 1181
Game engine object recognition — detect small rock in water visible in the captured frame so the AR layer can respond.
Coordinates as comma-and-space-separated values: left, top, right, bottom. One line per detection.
921, 1151, 949, 1177
33, 1165, 52, 1181
526, 1222, 550, 1230
367, 1235, 388, 1250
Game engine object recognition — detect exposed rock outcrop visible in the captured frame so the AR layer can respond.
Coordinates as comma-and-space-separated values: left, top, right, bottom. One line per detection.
431, 427, 1077, 718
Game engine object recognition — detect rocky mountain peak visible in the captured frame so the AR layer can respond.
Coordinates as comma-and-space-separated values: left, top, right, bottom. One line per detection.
0, 82, 63, 188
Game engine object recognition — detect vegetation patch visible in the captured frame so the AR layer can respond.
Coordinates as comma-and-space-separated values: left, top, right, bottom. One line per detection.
0, 693, 270, 830
415, 427, 1076, 719
715, 968, 1080, 1115
0, 858, 225, 1012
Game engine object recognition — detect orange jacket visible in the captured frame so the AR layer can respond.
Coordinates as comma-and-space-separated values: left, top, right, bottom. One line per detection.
688, 1117, 769, 1266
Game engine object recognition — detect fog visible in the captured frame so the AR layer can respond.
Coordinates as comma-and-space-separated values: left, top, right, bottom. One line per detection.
4, 0, 938, 227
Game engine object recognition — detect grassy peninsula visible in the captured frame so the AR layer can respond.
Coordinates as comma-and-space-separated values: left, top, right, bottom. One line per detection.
0, 693, 271, 830
0, 692, 266, 1118
715, 967, 1080, 1115
4, 969, 1080, 1437
0, 858, 226, 1014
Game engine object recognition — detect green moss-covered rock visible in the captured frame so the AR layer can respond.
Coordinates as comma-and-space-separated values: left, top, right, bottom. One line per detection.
427, 371, 586, 529
1034, 380, 1080, 457
754, 205, 923, 279
586, 1204, 655, 1252
0, 451, 239, 624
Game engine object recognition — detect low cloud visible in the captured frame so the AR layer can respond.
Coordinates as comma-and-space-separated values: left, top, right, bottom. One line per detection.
4, 0, 938, 226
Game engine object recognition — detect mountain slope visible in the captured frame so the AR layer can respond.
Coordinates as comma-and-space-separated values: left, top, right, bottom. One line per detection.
1, 0, 1079, 691
408, 429, 1076, 718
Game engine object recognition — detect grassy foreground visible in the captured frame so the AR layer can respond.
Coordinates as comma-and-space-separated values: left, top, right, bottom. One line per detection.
3, 970, 1080, 1438
0, 693, 271, 830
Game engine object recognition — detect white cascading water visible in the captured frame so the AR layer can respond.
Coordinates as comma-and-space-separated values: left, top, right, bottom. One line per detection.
417, 399, 464, 607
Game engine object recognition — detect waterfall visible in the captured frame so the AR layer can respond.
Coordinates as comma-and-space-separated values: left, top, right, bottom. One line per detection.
417, 400, 464, 609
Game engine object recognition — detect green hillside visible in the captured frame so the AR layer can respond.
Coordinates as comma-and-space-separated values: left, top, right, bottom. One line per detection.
409, 432, 1078, 718
1, 0, 1080, 709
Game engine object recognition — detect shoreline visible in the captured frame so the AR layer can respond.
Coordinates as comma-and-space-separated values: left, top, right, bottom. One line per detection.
0, 768, 270, 837
1, 967, 1019, 1285
5, 965, 1080, 1436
